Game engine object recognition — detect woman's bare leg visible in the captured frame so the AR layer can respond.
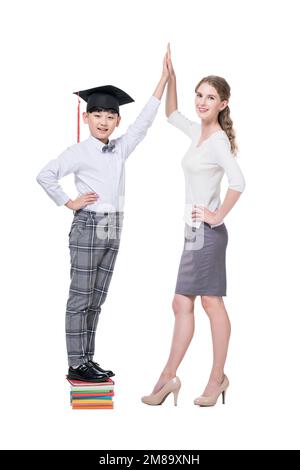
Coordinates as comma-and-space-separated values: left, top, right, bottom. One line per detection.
152, 293, 196, 394
200, 295, 231, 395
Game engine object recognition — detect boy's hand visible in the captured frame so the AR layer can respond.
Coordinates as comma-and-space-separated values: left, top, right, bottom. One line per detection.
162, 52, 170, 81
65, 192, 99, 210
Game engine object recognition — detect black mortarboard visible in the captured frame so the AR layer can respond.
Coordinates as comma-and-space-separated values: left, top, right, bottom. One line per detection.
74, 85, 134, 142
74, 85, 134, 114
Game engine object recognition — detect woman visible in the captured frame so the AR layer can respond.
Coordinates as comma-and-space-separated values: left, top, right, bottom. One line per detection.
141, 44, 246, 407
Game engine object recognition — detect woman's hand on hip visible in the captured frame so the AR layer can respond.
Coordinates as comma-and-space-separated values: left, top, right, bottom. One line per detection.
191, 205, 223, 225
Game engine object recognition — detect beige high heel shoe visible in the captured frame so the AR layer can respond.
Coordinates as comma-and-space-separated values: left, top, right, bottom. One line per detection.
141, 377, 181, 406
194, 375, 229, 407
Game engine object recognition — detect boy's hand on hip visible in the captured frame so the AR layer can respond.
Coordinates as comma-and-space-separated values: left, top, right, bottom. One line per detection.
65, 192, 99, 210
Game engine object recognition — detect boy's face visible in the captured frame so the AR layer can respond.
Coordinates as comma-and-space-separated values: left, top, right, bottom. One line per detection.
83, 109, 121, 143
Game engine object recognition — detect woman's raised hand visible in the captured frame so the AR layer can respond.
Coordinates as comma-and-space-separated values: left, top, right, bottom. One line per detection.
166, 42, 175, 78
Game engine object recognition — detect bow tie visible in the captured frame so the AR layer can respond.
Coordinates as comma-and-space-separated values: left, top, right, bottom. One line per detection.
102, 142, 115, 153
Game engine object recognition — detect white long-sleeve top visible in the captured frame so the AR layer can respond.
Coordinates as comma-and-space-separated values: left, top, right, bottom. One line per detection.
36, 95, 161, 212
167, 109, 246, 228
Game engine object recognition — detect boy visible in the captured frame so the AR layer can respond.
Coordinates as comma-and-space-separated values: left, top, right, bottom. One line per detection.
36, 54, 169, 382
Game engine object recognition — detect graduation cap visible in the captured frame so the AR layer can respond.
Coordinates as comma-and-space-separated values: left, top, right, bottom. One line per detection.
74, 85, 134, 142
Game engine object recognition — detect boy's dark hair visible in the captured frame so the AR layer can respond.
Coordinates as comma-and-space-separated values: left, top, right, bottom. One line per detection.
88, 106, 119, 115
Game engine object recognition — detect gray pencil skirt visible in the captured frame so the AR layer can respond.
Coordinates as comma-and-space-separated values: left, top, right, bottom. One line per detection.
175, 222, 228, 297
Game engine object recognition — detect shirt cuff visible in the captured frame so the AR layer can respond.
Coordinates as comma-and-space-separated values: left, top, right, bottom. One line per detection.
56, 193, 71, 206
150, 95, 162, 106
167, 109, 179, 123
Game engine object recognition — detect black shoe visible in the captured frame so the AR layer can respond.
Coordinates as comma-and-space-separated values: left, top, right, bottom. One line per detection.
88, 360, 115, 377
67, 362, 110, 382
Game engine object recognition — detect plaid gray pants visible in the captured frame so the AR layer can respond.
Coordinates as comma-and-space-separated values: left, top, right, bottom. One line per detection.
65, 209, 123, 366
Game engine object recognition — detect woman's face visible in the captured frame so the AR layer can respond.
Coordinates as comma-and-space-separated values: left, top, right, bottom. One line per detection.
195, 82, 228, 123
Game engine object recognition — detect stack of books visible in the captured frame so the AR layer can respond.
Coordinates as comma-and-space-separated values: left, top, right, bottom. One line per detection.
67, 378, 115, 409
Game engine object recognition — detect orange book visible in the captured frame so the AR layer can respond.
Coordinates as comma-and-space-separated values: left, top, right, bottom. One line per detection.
72, 399, 112, 405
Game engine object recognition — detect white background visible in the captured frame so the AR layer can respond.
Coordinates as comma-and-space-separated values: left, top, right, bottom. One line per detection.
1, 0, 299, 450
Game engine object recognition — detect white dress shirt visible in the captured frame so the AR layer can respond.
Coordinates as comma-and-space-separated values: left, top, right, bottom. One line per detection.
36, 95, 161, 212
167, 110, 246, 228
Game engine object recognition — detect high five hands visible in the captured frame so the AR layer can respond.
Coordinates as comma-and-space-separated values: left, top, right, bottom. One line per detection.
162, 43, 175, 81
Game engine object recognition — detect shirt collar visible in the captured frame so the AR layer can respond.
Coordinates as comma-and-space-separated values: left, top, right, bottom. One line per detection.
88, 135, 116, 153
